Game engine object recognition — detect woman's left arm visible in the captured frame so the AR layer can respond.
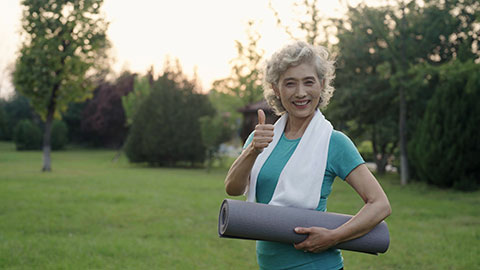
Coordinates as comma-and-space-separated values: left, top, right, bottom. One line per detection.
294, 164, 391, 253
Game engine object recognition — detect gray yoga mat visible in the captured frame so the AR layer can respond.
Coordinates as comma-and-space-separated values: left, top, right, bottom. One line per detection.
218, 199, 389, 255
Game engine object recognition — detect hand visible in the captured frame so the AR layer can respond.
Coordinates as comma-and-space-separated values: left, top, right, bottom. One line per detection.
293, 227, 339, 253
252, 109, 274, 153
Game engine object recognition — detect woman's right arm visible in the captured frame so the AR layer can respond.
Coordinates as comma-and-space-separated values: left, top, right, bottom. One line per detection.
224, 109, 274, 196
224, 143, 260, 196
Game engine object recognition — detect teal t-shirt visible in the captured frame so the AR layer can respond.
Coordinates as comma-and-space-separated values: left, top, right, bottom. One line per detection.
244, 130, 364, 270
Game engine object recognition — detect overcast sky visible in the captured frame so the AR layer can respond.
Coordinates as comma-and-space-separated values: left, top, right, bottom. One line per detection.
0, 0, 371, 98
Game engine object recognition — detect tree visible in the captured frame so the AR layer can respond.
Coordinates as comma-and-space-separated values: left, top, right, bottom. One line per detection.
329, 0, 479, 179
269, 0, 331, 46
81, 71, 134, 148
327, 5, 399, 174
124, 63, 215, 166
410, 60, 480, 190
13, 0, 109, 171
122, 69, 153, 127
210, 20, 265, 117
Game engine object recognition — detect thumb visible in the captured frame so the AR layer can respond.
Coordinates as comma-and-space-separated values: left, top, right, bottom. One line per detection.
257, 109, 266, 125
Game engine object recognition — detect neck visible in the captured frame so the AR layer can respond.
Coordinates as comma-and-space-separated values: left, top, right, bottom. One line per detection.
284, 112, 316, 140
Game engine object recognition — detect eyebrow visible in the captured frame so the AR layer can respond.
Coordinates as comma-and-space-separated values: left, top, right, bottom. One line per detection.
283, 76, 317, 81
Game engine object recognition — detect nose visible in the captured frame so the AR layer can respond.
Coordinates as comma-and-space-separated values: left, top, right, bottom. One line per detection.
295, 84, 307, 98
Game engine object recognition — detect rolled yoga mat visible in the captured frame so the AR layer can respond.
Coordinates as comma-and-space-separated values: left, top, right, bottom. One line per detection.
218, 199, 390, 255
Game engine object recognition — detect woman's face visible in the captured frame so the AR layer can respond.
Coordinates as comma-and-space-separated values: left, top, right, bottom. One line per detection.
274, 61, 323, 120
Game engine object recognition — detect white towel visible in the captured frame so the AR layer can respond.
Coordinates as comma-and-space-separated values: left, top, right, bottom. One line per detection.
247, 109, 333, 210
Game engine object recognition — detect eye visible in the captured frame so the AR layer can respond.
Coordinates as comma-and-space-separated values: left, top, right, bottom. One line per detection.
285, 81, 296, 87
304, 80, 315, 86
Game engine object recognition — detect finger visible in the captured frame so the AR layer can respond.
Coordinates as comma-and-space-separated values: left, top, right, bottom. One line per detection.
293, 241, 309, 250
257, 109, 266, 125
294, 227, 311, 235
256, 137, 274, 144
255, 124, 274, 131
293, 243, 304, 250
253, 130, 274, 138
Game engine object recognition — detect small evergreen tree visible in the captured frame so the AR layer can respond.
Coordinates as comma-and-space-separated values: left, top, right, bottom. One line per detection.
124, 64, 214, 166
410, 61, 480, 190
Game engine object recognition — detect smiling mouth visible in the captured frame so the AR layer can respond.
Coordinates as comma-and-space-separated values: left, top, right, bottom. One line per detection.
293, 100, 310, 106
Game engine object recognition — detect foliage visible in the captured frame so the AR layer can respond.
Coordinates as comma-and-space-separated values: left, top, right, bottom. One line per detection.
328, 0, 480, 176
62, 101, 88, 144
14, 0, 110, 118
124, 64, 215, 166
200, 114, 236, 170
13, 119, 42, 150
210, 21, 264, 122
328, 4, 399, 174
409, 61, 480, 190
269, 0, 330, 46
81, 72, 134, 148
13, 0, 110, 170
121, 70, 153, 127
356, 140, 374, 162
0, 105, 7, 140
51, 120, 68, 150
0, 94, 36, 140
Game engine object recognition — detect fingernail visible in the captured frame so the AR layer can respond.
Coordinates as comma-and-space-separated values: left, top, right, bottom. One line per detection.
294, 228, 299, 232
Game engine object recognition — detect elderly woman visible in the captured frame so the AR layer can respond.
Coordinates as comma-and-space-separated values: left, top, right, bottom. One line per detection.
224, 41, 391, 270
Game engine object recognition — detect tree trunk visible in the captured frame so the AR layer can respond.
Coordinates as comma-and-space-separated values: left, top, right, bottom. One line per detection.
399, 3, 410, 185
42, 84, 58, 172
375, 153, 388, 175
371, 125, 388, 175
42, 110, 54, 171
399, 86, 409, 185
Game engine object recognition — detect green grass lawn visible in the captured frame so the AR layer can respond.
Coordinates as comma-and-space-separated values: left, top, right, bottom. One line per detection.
0, 141, 479, 269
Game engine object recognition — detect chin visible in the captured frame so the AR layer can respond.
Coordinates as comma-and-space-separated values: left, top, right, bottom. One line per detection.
289, 108, 316, 119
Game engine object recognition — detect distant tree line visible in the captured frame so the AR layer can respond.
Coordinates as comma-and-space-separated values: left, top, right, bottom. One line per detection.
0, 71, 134, 150
3, 0, 478, 189
0, 61, 235, 168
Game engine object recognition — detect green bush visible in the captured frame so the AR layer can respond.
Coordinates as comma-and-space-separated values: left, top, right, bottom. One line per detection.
124, 70, 214, 166
410, 61, 480, 190
357, 140, 374, 162
0, 105, 7, 140
13, 119, 42, 150
200, 114, 235, 170
51, 120, 68, 150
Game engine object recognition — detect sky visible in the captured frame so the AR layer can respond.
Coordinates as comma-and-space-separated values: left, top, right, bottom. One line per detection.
0, 0, 370, 98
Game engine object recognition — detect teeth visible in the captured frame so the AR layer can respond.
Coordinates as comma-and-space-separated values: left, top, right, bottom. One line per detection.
294, 100, 309, 106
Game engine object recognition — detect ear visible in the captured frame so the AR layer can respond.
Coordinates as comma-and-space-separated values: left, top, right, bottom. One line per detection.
272, 83, 280, 97
321, 78, 326, 89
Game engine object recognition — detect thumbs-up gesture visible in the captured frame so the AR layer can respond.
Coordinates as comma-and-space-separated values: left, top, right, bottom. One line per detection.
252, 109, 274, 153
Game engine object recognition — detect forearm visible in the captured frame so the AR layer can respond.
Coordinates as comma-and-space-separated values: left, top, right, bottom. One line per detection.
224, 144, 259, 196
332, 197, 391, 244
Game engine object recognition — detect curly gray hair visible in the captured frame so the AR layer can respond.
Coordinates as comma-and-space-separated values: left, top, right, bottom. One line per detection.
263, 41, 336, 115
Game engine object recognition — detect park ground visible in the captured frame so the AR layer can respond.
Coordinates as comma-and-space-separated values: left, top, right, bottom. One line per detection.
0, 141, 479, 269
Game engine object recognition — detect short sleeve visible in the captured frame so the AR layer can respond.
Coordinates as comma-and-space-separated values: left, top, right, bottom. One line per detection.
327, 131, 365, 180
243, 131, 254, 149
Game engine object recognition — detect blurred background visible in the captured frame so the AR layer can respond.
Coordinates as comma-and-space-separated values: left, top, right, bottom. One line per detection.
0, 0, 479, 269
